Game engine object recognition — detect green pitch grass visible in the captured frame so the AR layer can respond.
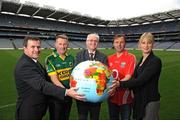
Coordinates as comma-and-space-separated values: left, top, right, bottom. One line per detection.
0, 49, 180, 120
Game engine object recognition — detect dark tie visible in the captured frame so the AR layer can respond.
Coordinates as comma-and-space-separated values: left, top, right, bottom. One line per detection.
89, 53, 94, 60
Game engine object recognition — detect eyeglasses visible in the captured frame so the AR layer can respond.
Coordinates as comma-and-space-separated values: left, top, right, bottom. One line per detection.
87, 40, 99, 43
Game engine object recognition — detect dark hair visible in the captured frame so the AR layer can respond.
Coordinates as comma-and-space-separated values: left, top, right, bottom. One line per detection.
113, 34, 126, 41
55, 34, 68, 41
23, 36, 41, 47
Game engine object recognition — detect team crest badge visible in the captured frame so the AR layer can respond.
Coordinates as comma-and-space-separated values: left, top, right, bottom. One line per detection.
120, 62, 126, 68
69, 62, 73, 67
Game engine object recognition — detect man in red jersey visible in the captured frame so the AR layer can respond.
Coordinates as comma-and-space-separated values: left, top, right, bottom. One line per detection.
108, 34, 136, 120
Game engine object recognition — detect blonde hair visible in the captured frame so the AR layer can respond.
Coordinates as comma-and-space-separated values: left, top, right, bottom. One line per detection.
139, 32, 154, 43
138, 32, 154, 49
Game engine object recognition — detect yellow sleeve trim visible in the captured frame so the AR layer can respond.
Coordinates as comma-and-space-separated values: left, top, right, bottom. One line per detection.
48, 72, 57, 76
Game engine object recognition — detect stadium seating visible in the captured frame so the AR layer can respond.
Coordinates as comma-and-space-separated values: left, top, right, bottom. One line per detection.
0, 5, 180, 50
169, 41, 180, 49
0, 38, 14, 49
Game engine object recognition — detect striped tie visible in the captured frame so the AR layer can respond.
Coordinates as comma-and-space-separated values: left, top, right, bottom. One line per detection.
89, 53, 94, 60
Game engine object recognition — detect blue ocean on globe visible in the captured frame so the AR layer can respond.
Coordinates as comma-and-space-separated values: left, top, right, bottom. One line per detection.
70, 60, 113, 103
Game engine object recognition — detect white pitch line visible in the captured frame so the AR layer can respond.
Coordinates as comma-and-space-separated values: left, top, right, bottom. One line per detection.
0, 103, 16, 109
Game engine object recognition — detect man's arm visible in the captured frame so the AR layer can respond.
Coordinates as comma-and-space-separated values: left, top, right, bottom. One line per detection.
49, 74, 65, 88
15, 63, 66, 100
110, 57, 162, 90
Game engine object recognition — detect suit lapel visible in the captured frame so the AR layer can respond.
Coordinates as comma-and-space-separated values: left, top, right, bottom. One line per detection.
36, 61, 46, 75
23, 54, 46, 75
138, 52, 154, 70
94, 50, 98, 60
84, 50, 90, 60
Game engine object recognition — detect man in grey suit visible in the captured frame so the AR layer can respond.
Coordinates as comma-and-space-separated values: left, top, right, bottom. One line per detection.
75, 33, 107, 120
14, 36, 84, 120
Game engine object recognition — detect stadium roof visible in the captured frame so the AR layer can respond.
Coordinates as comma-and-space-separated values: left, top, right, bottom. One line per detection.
0, 0, 180, 27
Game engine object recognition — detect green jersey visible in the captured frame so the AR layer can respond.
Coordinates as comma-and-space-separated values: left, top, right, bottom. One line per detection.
45, 49, 74, 88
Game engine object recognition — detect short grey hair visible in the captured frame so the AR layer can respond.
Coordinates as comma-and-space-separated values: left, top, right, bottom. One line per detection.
87, 33, 99, 41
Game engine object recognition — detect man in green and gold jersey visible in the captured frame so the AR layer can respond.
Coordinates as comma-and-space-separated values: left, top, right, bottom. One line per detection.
45, 34, 74, 120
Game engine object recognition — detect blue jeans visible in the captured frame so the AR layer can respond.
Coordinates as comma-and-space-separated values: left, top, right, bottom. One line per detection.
108, 100, 132, 120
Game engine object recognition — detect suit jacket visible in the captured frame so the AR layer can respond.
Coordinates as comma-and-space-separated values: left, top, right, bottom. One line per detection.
14, 53, 66, 120
75, 49, 108, 66
120, 52, 162, 119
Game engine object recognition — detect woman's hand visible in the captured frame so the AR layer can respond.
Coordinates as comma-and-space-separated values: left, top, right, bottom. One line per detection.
108, 79, 120, 96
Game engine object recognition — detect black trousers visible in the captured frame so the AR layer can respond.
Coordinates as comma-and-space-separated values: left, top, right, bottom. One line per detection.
76, 100, 101, 120
16, 102, 47, 120
108, 100, 132, 120
48, 96, 72, 120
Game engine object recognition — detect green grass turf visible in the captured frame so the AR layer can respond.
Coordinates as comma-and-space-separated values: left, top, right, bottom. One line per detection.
0, 49, 180, 120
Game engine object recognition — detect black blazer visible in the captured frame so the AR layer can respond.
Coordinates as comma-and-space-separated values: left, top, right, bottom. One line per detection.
14, 53, 66, 120
75, 49, 108, 66
120, 52, 162, 119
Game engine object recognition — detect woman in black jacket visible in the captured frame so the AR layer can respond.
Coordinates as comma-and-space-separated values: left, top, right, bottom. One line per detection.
109, 32, 162, 120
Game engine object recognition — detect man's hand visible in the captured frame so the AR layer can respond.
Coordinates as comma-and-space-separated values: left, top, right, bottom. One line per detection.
66, 87, 85, 101
108, 80, 120, 96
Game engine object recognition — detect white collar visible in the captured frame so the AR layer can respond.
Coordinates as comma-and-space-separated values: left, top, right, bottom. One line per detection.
32, 59, 37, 63
88, 50, 96, 54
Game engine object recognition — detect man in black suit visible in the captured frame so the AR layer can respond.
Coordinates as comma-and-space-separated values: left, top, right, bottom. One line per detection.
75, 33, 107, 120
14, 36, 84, 120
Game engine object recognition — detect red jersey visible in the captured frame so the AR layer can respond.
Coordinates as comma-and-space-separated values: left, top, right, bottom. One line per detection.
108, 50, 136, 105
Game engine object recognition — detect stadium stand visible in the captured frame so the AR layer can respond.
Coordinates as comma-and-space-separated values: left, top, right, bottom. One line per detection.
154, 41, 176, 49
170, 41, 180, 49
126, 42, 138, 49
0, 38, 14, 49
13, 38, 24, 48
0, 0, 180, 50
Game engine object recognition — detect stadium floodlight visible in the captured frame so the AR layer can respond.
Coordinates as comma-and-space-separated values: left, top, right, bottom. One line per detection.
164, 19, 175, 22
1, 12, 15, 15
58, 19, 67, 22
46, 18, 56, 21
33, 16, 44, 19
119, 24, 129, 27
142, 22, 150, 25
107, 24, 115, 27
87, 23, 96, 26
18, 14, 30, 17
152, 20, 162, 23
78, 22, 85, 25
69, 21, 77, 24
97, 24, 106, 27
130, 23, 139, 26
